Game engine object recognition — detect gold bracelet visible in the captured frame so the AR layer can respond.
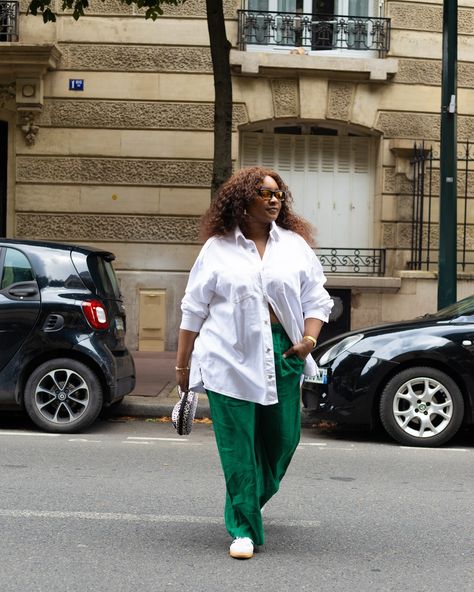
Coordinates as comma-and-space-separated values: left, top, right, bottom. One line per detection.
303, 335, 317, 349
175, 366, 190, 371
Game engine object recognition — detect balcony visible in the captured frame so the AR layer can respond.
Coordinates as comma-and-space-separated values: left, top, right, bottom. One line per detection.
0, 0, 18, 42
237, 10, 391, 54
231, 10, 396, 81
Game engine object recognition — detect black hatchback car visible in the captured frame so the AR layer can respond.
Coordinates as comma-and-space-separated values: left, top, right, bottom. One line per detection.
303, 295, 474, 447
0, 239, 135, 432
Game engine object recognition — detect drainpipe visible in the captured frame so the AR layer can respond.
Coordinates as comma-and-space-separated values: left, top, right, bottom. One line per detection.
438, 0, 457, 309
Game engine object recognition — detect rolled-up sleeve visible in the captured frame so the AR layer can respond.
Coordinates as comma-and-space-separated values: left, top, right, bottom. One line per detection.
180, 245, 216, 333
301, 249, 333, 323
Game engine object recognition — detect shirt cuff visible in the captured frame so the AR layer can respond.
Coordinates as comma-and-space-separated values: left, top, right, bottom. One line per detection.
180, 311, 205, 333
303, 308, 331, 324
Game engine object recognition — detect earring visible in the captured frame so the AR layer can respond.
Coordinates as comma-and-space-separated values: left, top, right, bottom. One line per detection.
243, 208, 248, 215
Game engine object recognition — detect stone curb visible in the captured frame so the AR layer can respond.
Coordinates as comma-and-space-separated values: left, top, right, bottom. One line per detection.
108, 393, 316, 426
108, 394, 211, 420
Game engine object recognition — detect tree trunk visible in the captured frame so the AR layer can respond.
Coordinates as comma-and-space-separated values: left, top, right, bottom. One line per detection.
206, 0, 233, 199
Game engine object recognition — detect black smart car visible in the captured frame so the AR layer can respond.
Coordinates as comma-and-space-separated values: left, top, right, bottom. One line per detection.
302, 295, 474, 447
0, 239, 135, 432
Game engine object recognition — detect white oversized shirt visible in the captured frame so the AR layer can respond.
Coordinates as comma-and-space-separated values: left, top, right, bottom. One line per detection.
180, 223, 333, 405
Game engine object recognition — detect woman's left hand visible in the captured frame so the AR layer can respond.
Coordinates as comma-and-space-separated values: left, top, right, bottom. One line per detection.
283, 339, 314, 361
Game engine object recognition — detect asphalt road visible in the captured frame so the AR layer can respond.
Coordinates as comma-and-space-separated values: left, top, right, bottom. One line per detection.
0, 413, 473, 592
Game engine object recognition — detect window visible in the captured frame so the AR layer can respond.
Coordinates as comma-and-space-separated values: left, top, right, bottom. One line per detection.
244, 0, 380, 53
1, 248, 35, 289
0, 1, 19, 42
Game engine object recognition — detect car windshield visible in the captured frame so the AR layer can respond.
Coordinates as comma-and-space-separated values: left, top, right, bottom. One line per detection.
430, 295, 474, 320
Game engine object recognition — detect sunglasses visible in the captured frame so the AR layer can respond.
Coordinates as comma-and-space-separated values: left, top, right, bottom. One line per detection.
256, 188, 286, 202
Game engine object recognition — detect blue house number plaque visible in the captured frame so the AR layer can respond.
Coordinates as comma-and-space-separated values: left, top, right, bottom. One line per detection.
69, 79, 84, 91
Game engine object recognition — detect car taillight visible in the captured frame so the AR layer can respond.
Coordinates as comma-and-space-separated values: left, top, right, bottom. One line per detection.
82, 299, 109, 330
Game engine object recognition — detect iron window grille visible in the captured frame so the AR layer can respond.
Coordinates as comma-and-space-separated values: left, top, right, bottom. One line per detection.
0, 0, 18, 41
317, 248, 386, 276
410, 141, 474, 272
237, 10, 391, 53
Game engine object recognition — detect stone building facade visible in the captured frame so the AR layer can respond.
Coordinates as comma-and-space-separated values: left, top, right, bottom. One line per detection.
1, 0, 474, 350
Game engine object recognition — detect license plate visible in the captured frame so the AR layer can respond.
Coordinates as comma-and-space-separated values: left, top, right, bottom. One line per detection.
304, 368, 328, 385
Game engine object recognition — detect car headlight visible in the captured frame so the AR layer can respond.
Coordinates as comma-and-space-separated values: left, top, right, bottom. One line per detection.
319, 334, 364, 366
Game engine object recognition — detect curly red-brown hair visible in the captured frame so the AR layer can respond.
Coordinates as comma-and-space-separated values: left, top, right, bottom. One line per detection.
200, 167, 315, 245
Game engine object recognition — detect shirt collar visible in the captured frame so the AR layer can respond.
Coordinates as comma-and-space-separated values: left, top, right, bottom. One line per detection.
234, 222, 281, 244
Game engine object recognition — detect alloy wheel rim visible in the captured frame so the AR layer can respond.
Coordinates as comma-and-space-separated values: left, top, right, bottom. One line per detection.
34, 369, 89, 424
392, 377, 453, 439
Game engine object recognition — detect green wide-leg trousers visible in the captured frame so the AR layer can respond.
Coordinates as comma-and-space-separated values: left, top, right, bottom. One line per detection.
207, 325, 304, 546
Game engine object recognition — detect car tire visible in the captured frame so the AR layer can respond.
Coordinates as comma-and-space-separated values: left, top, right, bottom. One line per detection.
24, 358, 103, 433
379, 366, 464, 447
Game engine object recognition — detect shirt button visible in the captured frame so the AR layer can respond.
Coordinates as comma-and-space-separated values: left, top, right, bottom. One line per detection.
268, 375, 273, 380
266, 348, 271, 353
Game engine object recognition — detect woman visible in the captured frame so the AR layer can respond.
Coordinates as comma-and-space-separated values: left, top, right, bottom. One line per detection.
176, 167, 333, 559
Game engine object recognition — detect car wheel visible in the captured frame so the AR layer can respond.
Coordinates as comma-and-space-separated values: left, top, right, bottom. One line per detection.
24, 359, 103, 433
379, 367, 464, 447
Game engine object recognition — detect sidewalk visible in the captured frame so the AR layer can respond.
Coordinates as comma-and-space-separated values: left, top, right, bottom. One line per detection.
112, 351, 314, 425
111, 351, 210, 419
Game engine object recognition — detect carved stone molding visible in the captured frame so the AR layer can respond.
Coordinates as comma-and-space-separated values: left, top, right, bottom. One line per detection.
39, 100, 248, 130
388, 2, 473, 35
19, 111, 40, 146
397, 223, 415, 250
59, 44, 212, 73
377, 112, 439, 140
383, 221, 474, 252
0, 83, 15, 108
44, 0, 239, 17
395, 59, 441, 86
16, 213, 201, 243
17, 157, 213, 186
459, 62, 474, 89
0, 44, 62, 75
378, 112, 474, 142
396, 59, 474, 88
0, 44, 61, 145
382, 223, 396, 248
384, 164, 472, 198
160, 0, 239, 18
383, 167, 414, 195
327, 81, 355, 121
271, 79, 299, 118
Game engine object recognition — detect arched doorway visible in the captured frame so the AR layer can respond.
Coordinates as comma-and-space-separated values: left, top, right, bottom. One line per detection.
240, 124, 376, 249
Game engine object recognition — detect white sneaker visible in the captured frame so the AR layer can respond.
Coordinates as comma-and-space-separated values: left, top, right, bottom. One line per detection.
229, 537, 254, 559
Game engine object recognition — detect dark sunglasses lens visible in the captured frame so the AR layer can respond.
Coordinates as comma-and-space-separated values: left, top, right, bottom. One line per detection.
258, 189, 285, 200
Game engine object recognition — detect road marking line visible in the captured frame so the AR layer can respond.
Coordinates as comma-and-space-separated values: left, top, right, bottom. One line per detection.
0, 509, 320, 528
68, 438, 102, 443
0, 432, 60, 437
298, 443, 327, 446
399, 446, 468, 452
126, 437, 188, 442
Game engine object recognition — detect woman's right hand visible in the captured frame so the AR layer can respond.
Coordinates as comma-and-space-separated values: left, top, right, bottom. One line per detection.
175, 367, 190, 393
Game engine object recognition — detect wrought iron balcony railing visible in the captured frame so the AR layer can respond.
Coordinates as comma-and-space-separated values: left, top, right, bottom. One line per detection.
0, 0, 18, 41
317, 248, 386, 275
238, 10, 390, 53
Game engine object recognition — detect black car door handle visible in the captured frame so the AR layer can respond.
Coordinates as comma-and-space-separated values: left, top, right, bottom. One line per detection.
9, 287, 38, 297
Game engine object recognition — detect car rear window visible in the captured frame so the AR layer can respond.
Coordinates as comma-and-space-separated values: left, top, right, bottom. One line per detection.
87, 255, 121, 300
